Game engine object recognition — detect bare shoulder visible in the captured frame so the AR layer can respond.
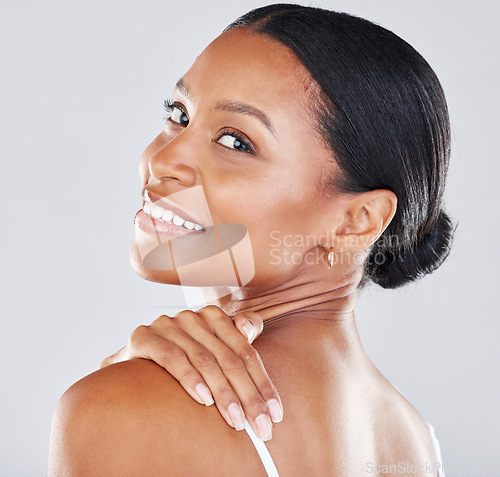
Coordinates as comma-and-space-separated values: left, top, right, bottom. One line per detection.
373, 377, 440, 469
252, 324, 440, 476
48, 359, 267, 477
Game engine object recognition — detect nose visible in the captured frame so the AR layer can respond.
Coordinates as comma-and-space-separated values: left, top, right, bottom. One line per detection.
146, 131, 199, 187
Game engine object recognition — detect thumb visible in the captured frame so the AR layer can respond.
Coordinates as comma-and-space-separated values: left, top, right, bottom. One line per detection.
99, 346, 129, 369
233, 311, 263, 343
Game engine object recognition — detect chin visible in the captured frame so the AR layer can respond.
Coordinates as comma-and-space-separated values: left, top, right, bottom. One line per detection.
129, 220, 257, 288
129, 236, 257, 288
129, 240, 181, 285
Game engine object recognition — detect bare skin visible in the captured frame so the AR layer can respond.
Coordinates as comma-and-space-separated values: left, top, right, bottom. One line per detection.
49, 28, 438, 476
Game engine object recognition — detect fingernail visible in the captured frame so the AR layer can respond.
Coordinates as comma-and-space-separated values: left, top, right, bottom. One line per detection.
255, 413, 272, 441
195, 383, 214, 406
242, 319, 256, 342
266, 398, 283, 423
228, 403, 245, 431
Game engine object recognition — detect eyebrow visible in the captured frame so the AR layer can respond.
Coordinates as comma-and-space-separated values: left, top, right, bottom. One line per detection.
175, 78, 190, 100
175, 78, 277, 138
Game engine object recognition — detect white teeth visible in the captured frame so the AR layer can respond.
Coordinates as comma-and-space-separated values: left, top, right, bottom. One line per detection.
172, 215, 185, 227
161, 209, 173, 222
142, 201, 204, 231
150, 205, 164, 219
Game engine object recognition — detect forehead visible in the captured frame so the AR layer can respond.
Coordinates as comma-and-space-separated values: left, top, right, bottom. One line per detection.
179, 27, 332, 178
181, 28, 316, 118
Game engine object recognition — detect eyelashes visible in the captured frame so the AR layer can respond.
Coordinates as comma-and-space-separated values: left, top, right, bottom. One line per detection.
163, 98, 174, 112
162, 99, 173, 120
162, 98, 255, 154
214, 129, 253, 153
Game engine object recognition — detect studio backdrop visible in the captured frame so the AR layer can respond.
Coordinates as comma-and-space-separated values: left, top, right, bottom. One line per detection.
0, 1, 498, 476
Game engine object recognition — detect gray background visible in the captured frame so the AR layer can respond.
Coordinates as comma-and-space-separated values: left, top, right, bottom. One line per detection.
1, 0, 498, 475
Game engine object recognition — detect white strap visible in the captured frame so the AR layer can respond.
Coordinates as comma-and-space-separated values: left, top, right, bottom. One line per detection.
243, 419, 280, 477
426, 422, 446, 477
391, 383, 445, 477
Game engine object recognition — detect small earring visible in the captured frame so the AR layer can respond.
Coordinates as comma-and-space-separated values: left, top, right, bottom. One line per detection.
327, 247, 334, 269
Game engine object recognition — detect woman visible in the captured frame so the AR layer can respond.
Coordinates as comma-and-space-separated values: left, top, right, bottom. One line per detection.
49, 4, 452, 476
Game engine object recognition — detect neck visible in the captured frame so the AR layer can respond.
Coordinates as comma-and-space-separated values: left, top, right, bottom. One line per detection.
202, 261, 363, 324
200, 262, 370, 367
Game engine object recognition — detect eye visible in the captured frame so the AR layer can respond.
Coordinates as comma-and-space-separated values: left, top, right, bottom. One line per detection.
215, 130, 252, 153
163, 99, 189, 126
171, 105, 189, 126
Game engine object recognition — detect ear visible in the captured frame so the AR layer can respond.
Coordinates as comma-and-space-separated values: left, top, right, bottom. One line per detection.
334, 190, 397, 252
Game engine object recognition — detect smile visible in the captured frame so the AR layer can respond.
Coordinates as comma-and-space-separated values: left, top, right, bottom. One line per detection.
142, 201, 205, 231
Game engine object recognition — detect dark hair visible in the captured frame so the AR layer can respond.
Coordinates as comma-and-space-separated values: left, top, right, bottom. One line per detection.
225, 3, 455, 288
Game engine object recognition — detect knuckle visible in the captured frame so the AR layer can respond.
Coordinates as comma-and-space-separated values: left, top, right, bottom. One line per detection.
177, 367, 199, 383
201, 304, 222, 313
129, 324, 150, 344
244, 394, 268, 410
259, 382, 277, 399
150, 315, 169, 327
191, 350, 218, 369
210, 385, 238, 405
219, 352, 245, 373
199, 305, 226, 321
174, 310, 199, 321
150, 316, 174, 333
157, 345, 185, 366
238, 345, 261, 366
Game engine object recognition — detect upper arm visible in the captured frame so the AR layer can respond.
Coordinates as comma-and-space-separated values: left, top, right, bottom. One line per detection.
48, 360, 168, 476
48, 359, 266, 476
48, 393, 128, 476
48, 359, 202, 476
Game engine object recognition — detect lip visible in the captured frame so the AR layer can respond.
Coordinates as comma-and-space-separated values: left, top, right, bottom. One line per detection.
143, 189, 207, 229
134, 209, 204, 237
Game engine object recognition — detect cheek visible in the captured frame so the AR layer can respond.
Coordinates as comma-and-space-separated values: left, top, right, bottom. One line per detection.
204, 169, 325, 278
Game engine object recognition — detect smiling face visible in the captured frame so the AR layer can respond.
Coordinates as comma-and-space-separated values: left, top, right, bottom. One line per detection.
130, 27, 347, 290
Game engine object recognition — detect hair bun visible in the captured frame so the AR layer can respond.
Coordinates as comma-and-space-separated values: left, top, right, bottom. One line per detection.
227, 5, 453, 289
367, 210, 455, 289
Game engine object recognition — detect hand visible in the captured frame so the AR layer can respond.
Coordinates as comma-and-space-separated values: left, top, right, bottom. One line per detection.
100, 305, 282, 441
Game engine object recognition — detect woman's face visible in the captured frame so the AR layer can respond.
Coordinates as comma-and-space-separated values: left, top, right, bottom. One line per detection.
130, 27, 344, 290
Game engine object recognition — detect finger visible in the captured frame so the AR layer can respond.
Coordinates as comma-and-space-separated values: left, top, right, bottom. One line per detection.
131, 330, 215, 408
202, 334, 275, 440
100, 353, 117, 369
192, 307, 263, 342
232, 311, 263, 343
179, 326, 272, 440
231, 313, 282, 422
131, 320, 248, 431
152, 309, 280, 438
198, 308, 283, 421
101, 319, 244, 427
128, 319, 246, 426
99, 346, 129, 369
128, 325, 209, 405
152, 311, 260, 432
187, 344, 247, 431
163, 326, 248, 431
193, 307, 283, 426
